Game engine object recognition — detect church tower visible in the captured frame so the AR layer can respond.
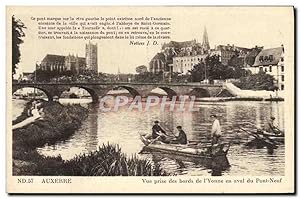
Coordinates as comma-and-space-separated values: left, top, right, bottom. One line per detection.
85, 41, 98, 73
202, 26, 210, 51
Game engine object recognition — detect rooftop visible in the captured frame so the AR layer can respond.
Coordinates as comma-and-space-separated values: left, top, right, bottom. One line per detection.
162, 40, 198, 49
41, 54, 85, 64
252, 47, 283, 67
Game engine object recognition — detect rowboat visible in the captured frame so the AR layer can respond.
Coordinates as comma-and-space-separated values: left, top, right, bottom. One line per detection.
241, 122, 285, 144
258, 130, 284, 143
140, 135, 230, 169
240, 127, 284, 154
240, 127, 284, 146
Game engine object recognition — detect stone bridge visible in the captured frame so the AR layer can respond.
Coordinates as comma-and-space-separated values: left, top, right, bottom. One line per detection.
12, 82, 226, 102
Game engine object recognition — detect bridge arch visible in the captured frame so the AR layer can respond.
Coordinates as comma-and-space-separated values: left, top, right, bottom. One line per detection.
189, 88, 210, 98
59, 86, 99, 103
12, 86, 53, 101
105, 86, 140, 98
153, 87, 177, 98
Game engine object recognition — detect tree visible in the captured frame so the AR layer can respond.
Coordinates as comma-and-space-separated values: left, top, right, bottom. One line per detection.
171, 72, 190, 83
228, 51, 243, 68
206, 55, 226, 80
135, 71, 164, 83
188, 61, 206, 82
189, 54, 250, 82
234, 71, 275, 91
245, 47, 263, 66
189, 55, 225, 82
12, 16, 26, 76
135, 65, 148, 74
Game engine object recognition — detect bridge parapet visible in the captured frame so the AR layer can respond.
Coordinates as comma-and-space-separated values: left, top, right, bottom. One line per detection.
12, 82, 223, 87
12, 82, 224, 102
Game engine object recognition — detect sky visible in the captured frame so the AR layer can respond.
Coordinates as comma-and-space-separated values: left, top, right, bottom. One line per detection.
11, 6, 293, 75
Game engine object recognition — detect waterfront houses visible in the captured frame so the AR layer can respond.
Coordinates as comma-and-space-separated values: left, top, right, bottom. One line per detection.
250, 45, 285, 90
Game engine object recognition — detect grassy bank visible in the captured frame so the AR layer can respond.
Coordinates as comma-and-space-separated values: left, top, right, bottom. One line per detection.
13, 101, 165, 176
13, 101, 88, 150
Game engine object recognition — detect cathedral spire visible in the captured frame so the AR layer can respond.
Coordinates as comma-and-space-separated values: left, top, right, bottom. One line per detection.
117, 67, 120, 81
202, 26, 210, 51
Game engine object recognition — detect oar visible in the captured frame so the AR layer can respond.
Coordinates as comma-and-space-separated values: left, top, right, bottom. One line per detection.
239, 122, 266, 131
160, 123, 176, 138
243, 121, 283, 134
239, 127, 260, 139
147, 135, 162, 146
242, 122, 262, 129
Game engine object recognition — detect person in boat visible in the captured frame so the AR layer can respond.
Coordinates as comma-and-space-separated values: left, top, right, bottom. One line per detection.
211, 114, 222, 145
170, 126, 187, 144
265, 116, 282, 135
266, 116, 276, 133
152, 120, 168, 142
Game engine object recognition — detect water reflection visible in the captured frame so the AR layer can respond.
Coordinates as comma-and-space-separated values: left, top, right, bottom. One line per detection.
12, 99, 285, 176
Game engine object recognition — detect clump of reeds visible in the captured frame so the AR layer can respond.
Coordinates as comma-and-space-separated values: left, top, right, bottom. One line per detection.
31, 143, 167, 176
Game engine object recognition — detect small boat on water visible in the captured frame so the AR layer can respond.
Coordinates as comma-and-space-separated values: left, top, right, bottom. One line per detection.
139, 135, 231, 168
240, 122, 285, 144
260, 132, 284, 144
241, 127, 284, 145
240, 127, 284, 154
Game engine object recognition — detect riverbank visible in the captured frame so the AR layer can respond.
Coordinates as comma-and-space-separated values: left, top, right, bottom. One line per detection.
12, 101, 165, 176
13, 101, 88, 149
195, 96, 284, 102
224, 82, 285, 99
13, 100, 89, 175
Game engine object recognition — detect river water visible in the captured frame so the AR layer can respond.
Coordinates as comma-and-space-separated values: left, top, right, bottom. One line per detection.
12, 99, 285, 176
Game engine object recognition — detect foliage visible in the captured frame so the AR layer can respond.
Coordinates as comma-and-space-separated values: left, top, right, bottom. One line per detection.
188, 60, 206, 82
60, 144, 166, 176
12, 15, 26, 75
135, 71, 164, 83
228, 53, 243, 68
34, 68, 109, 82
189, 55, 250, 82
13, 101, 88, 149
170, 72, 190, 83
14, 144, 166, 176
33, 69, 73, 82
135, 65, 148, 74
244, 47, 263, 66
135, 55, 251, 83
233, 71, 275, 91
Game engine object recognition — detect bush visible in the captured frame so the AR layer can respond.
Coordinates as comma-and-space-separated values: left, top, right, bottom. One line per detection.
233, 71, 275, 91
